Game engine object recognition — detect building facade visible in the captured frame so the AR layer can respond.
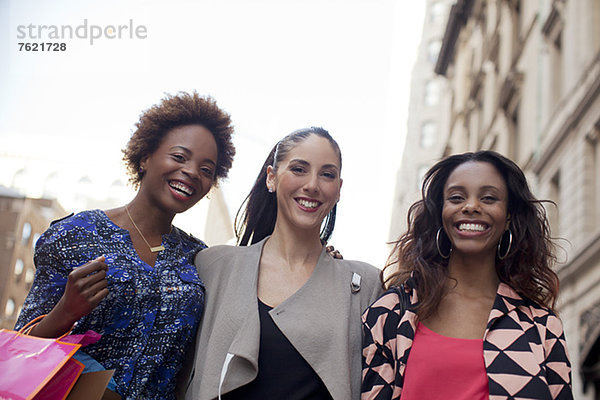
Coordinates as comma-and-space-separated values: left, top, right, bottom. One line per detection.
0, 186, 66, 329
389, 0, 455, 242
390, 0, 600, 397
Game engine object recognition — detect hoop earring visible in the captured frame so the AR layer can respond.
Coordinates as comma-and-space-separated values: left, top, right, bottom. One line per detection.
497, 229, 513, 260
436, 227, 451, 259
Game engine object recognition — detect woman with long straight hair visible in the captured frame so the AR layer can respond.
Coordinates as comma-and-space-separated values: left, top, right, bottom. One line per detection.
361, 151, 573, 400
186, 127, 382, 400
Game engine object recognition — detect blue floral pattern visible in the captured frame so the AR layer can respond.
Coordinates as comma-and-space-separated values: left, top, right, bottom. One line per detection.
15, 210, 206, 400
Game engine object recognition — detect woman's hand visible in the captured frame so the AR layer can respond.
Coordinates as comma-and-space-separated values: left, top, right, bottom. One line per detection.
29, 256, 109, 338
326, 245, 343, 259
58, 256, 110, 322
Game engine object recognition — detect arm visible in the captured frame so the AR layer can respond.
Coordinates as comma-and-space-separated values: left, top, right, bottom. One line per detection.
543, 313, 574, 400
29, 256, 109, 337
361, 295, 401, 400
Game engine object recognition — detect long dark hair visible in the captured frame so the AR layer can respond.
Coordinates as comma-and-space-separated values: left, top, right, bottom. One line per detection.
235, 127, 342, 246
384, 151, 560, 317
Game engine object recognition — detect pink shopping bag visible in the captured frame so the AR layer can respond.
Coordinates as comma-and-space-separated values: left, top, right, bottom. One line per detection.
0, 316, 89, 400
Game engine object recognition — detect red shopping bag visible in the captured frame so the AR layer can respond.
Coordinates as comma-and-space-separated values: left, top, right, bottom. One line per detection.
0, 316, 86, 400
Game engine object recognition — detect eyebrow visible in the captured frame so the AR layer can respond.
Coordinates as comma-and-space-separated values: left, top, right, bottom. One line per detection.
446, 184, 502, 191
289, 158, 340, 170
170, 145, 191, 154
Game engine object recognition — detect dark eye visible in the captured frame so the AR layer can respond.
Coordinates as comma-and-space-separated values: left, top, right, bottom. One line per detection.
172, 154, 185, 162
322, 171, 337, 179
447, 195, 464, 203
200, 166, 214, 177
481, 195, 498, 203
291, 166, 306, 174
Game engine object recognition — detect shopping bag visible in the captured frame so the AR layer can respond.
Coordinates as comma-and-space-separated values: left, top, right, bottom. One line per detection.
0, 315, 92, 400
66, 370, 119, 400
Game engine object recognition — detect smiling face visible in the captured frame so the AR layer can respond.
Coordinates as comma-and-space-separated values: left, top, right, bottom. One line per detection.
266, 134, 342, 237
138, 124, 218, 215
441, 161, 509, 259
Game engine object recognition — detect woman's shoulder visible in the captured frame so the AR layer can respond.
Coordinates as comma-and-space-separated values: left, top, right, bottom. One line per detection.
37, 210, 105, 245
497, 282, 557, 317
46, 209, 102, 229
195, 242, 253, 265
367, 287, 407, 311
171, 227, 208, 251
335, 258, 380, 277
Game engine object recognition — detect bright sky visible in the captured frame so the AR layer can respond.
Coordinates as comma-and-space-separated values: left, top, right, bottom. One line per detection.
0, 0, 425, 268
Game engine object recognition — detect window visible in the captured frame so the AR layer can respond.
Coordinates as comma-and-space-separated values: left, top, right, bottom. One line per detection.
586, 125, 600, 227
548, 171, 561, 236
427, 40, 442, 64
420, 122, 437, 148
424, 80, 441, 106
25, 268, 35, 284
22, 222, 31, 244
430, 2, 446, 25
32, 233, 41, 250
417, 165, 430, 191
4, 298, 15, 316
542, 3, 564, 112
14, 259, 24, 276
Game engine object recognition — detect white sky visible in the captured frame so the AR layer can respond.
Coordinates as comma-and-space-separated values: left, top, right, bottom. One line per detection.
0, 0, 425, 268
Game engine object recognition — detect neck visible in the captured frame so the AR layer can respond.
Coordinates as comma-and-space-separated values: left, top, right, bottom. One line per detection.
125, 195, 174, 236
264, 222, 323, 270
446, 252, 500, 296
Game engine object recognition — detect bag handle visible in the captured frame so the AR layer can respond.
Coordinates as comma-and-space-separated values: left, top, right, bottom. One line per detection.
18, 314, 74, 339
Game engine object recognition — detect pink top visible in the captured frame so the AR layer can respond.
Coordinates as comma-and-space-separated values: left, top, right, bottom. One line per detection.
401, 322, 489, 400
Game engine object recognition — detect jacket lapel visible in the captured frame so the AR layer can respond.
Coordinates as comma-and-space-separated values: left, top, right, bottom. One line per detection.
218, 241, 264, 395
270, 249, 356, 399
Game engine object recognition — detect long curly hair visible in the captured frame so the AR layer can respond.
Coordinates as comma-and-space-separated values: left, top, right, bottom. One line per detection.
235, 127, 341, 246
384, 151, 560, 317
122, 91, 235, 189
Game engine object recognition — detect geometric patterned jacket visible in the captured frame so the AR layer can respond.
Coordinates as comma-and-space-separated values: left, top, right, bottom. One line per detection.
361, 282, 573, 400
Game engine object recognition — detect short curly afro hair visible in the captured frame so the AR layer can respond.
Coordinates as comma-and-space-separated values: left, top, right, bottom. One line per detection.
122, 91, 235, 188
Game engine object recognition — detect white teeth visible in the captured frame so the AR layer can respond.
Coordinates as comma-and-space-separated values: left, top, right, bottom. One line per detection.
169, 181, 193, 196
298, 199, 319, 208
458, 223, 486, 232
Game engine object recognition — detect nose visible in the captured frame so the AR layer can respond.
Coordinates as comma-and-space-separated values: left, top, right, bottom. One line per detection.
303, 172, 319, 193
462, 198, 480, 213
181, 163, 201, 181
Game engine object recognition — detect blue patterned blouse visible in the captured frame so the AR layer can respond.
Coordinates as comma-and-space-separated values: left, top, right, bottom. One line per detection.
15, 210, 207, 400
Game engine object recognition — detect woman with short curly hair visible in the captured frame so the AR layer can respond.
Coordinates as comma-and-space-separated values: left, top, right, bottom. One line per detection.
362, 151, 573, 400
16, 91, 235, 400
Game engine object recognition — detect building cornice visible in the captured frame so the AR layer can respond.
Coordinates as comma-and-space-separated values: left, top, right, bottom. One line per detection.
533, 51, 600, 173
435, 0, 475, 76
558, 230, 600, 287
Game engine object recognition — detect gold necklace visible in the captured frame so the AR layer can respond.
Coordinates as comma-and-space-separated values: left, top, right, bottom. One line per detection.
125, 205, 165, 253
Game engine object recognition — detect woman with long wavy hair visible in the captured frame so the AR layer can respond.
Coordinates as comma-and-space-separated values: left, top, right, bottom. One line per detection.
361, 151, 573, 400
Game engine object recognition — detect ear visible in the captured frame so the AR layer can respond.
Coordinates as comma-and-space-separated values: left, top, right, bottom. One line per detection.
505, 213, 511, 231
140, 156, 149, 171
266, 165, 276, 192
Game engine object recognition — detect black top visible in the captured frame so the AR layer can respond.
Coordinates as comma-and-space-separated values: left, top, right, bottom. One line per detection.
222, 299, 333, 400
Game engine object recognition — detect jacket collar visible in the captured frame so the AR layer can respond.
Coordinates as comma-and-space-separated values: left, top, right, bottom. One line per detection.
485, 282, 526, 331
